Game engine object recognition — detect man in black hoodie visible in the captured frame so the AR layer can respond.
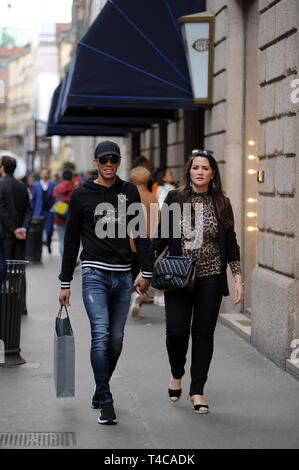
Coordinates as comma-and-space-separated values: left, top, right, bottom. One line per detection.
59, 141, 154, 425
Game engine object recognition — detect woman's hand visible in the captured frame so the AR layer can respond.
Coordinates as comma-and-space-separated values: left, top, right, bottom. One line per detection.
233, 275, 244, 305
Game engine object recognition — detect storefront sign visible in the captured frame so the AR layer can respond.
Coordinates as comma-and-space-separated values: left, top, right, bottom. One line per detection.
179, 12, 215, 105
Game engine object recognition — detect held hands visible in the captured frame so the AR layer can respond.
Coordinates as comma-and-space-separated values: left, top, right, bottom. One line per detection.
14, 228, 27, 240
133, 272, 151, 296
234, 274, 244, 305
59, 289, 71, 306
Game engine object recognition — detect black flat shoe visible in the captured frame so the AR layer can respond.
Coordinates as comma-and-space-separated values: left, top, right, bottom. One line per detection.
168, 388, 182, 402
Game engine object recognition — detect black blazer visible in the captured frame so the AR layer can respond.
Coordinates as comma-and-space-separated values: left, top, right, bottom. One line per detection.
0, 174, 32, 240
152, 190, 241, 297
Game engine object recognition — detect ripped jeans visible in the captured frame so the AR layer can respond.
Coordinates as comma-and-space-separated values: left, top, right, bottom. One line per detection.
82, 268, 132, 405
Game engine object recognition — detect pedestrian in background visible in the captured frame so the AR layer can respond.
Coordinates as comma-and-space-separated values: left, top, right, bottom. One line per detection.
153, 149, 244, 414
0, 156, 32, 261
72, 173, 83, 187
152, 166, 177, 306
129, 166, 159, 317
132, 155, 154, 192
154, 166, 177, 209
30, 168, 56, 254
59, 141, 154, 425
85, 169, 98, 180
52, 169, 76, 256
21, 173, 35, 201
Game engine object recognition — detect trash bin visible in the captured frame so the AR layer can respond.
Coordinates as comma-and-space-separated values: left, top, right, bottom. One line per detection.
0, 260, 28, 367
25, 216, 44, 263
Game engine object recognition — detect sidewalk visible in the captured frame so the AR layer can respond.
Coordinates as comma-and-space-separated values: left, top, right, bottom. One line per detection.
1, 240, 299, 449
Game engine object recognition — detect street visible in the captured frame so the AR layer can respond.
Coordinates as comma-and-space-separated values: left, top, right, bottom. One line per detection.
1, 238, 299, 450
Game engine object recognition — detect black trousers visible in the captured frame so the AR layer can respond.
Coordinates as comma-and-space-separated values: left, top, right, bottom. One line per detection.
164, 274, 223, 396
3, 237, 26, 260
0, 239, 6, 284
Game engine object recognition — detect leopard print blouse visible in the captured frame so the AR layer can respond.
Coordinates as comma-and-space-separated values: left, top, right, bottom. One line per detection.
181, 190, 241, 278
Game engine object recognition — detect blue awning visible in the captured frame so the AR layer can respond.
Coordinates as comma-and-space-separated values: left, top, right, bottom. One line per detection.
60, 0, 206, 118
47, 84, 136, 136
53, 78, 171, 127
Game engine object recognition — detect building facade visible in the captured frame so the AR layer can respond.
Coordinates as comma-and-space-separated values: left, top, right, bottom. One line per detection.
3, 24, 61, 171
67, 0, 299, 376
5, 45, 34, 156
0, 45, 22, 150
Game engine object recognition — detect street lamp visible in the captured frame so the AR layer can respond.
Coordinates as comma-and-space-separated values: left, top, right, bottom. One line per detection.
179, 12, 215, 105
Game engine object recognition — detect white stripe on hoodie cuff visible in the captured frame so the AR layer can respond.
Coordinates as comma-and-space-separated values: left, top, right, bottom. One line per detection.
61, 282, 71, 289
142, 271, 153, 279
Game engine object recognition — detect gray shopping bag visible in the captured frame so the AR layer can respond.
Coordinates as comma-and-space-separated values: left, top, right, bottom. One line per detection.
54, 306, 75, 398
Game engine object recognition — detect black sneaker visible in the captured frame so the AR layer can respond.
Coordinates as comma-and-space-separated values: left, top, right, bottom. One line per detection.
91, 391, 102, 409
98, 403, 117, 425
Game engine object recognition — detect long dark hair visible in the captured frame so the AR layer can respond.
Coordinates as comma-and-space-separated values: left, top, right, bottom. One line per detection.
178, 150, 234, 229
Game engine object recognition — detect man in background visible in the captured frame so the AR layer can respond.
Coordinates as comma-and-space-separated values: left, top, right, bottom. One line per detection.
0, 156, 32, 261
31, 168, 56, 254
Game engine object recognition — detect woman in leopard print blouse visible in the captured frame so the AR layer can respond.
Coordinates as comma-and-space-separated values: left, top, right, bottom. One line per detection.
153, 149, 244, 414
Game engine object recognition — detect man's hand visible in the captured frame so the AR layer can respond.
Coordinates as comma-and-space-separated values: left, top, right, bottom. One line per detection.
133, 273, 151, 296
14, 228, 27, 240
59, 289, 71, 306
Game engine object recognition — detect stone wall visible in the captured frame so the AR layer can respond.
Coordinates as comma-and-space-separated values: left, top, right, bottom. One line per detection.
206, 0, 245, 313
251, 0, 299, 368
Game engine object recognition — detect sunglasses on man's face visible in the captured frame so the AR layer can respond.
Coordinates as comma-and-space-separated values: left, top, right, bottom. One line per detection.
97, 155, 121, 165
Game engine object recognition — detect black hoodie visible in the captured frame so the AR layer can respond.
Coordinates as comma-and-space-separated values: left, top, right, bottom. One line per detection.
59, 176, 154, 288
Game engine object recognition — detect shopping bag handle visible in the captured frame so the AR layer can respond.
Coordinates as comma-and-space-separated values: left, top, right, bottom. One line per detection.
56, 306, 73, 336
58, 305, 70, 319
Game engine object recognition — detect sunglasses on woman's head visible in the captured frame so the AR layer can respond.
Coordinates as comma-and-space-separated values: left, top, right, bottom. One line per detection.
191, 149, 213, 157
97, 155, 121, 165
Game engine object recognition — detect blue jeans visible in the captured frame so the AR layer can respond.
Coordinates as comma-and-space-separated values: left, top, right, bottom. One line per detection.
82, 268, 132, 405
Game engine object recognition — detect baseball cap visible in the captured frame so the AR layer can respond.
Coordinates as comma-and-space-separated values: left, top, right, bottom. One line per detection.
94, 141, 121, 159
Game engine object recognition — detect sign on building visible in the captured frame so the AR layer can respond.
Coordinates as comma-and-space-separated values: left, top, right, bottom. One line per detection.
179, 12, 215, 105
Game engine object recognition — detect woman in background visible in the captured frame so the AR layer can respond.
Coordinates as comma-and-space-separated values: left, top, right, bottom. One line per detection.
129, 166, 159, 317
154, 166, 177, 210
153, 167, 177, 306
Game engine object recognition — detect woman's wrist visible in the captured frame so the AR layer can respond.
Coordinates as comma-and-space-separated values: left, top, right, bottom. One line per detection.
234, 273, 244, 285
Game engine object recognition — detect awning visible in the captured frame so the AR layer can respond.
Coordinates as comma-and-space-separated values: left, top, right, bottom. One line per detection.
59, 0, 206, 119
53, 78, 170, 127
47, 125, 132, 137
46, 84, 137, 136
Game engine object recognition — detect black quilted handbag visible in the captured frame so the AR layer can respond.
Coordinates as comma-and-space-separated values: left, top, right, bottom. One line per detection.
152, 255, 196, 292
